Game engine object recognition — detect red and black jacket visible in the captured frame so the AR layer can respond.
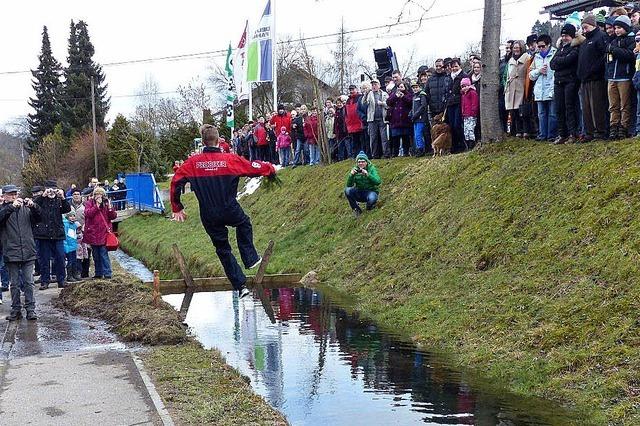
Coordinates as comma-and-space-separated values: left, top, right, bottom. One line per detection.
170, 147, 276, 215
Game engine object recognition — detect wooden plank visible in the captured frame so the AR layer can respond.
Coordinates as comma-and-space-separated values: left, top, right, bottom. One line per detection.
179, 290, 195, 320
253, 241, 276, 324
151, 274, 304, 295
171, 244, 194, 288
254, 240, 274, 286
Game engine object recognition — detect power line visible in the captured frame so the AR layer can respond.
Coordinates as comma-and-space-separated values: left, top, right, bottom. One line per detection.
0, 0, 526, 76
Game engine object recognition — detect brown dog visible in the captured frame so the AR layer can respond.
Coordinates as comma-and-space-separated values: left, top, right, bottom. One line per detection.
431, 113, 452, 156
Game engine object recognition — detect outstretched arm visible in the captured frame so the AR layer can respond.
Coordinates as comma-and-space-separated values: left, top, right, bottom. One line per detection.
233, 155, 277, 178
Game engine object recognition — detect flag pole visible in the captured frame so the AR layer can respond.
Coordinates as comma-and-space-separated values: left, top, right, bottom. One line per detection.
249, 82, 253, 121
272, 0, 277, 111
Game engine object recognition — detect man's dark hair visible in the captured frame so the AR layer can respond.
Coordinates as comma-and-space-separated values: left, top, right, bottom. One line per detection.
72, 189, 81, 195
450, 58, 461, 66
538, 34, 552, 46
392, 70, 401, 76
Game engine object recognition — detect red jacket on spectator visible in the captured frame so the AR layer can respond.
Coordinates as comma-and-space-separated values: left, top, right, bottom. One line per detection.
83, 198, 117, 246
270, 112, 291, 134
219, 139, 231, 153
345, 94, 363, 133
461, 87, 480, 118
303, 114, 319, 145
253, 124, 268, 146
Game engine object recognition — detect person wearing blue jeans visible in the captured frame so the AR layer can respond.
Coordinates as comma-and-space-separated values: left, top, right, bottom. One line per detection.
0, 252, 9, 291
37, 240, 66, 289
33, 182, 71, 289
308, 143, 320, 165
344, 151, 381, 217
91, 245, 112, 278
537, 99, 558, 140
293, 138, 309, 166
529, 34, 558, 141
411, 80, 430, 156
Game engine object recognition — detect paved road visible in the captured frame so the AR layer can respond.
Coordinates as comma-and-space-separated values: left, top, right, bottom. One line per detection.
0, 286, 171, 426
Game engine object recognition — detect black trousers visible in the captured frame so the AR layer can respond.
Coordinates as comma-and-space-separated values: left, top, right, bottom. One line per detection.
555, 80, 579, 138
202, 207, 260, 291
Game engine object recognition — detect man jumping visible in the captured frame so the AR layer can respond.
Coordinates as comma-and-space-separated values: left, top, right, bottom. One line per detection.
170, 124, 277, 298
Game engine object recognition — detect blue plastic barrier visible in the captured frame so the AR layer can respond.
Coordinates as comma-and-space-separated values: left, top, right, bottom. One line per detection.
125, 173, 165, 214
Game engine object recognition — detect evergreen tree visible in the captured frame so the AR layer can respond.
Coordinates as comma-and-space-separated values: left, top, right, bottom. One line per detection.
27, 26, 62, 152
107, 114, 137, 176
60, 20, 110, 135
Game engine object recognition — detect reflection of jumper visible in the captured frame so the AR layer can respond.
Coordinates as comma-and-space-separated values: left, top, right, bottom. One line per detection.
170, 146, 276, 290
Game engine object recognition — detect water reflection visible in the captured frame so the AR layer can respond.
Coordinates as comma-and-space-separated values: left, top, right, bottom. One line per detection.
163, 287, 576, 426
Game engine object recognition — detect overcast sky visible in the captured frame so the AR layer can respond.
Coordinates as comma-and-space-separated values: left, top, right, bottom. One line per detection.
0, 0, 551, 128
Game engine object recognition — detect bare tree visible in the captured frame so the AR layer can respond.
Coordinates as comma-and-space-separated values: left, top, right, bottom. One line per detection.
480, 0, 504, 143
176, 78, 213, 123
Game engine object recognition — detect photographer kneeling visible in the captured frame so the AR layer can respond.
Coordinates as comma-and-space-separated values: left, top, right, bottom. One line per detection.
344, 151, 381, 217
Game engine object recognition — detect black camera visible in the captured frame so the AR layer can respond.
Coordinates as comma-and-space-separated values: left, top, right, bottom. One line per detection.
354, 168, 364, 174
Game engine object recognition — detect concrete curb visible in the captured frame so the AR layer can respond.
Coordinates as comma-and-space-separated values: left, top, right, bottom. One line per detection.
131, 353, 175, 426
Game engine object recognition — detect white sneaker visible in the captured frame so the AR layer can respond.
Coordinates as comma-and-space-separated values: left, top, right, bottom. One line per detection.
239, 286, 251, 299
249, 257, 262, 269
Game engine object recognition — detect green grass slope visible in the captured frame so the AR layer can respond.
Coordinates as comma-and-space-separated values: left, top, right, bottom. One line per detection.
120, 140, 640, 424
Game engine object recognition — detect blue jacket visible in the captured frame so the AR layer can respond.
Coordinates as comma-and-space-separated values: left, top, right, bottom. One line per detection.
529, 47, 557, 101
606, 32, 636, 81
63, 217, 78, 254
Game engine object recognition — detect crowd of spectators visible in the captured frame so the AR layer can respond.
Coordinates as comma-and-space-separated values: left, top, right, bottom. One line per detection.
0, 177, 121, 320
214, 5, 640, 166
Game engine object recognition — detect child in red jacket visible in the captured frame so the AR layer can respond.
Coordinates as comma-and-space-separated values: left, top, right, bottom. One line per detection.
461, 77, 480, 150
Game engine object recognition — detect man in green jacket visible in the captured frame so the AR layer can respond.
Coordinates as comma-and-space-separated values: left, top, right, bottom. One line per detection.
344, 151, 381, 217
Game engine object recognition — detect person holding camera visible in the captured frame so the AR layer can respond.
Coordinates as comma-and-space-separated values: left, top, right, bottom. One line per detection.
33, 180, 71, 289
0, 185, 42, 321
83, 187, 117, 279
344, 151, 381, 218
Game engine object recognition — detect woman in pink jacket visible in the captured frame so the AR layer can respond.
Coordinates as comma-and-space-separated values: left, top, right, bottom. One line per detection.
461, 77, 480, 150
83, 187, 117, 279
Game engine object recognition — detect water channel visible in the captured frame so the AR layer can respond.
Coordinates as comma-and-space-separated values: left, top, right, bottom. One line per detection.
115, 250, 580, 425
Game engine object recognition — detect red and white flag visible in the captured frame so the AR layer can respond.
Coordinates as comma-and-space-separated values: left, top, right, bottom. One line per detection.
234, 20, 249, 101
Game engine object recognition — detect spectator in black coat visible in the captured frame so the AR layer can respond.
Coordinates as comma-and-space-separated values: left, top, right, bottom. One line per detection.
577, 15, 609, 141
33, 180, 71, 289
425, 59, 453, 123
550, 24, 582, 144
0, 185, 41, 321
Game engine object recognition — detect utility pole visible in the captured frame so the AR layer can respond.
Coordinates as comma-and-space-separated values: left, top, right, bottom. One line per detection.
91, 77, 98, 179
340, 17, 345, 94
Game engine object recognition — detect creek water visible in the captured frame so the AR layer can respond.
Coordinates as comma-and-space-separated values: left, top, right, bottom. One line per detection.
116, 252, 579, 425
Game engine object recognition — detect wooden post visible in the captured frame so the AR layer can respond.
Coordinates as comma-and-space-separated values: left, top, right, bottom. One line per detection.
171, 243, 194, 288
253, 240, 276, 324
152, 270, 160, 308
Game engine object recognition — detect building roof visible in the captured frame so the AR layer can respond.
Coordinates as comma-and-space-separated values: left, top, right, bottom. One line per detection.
541, 0, 624, 18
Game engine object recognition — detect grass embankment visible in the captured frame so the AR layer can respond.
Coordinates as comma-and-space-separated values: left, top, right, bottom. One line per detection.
120, 140, 640, 424
58, 271, 287, 425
